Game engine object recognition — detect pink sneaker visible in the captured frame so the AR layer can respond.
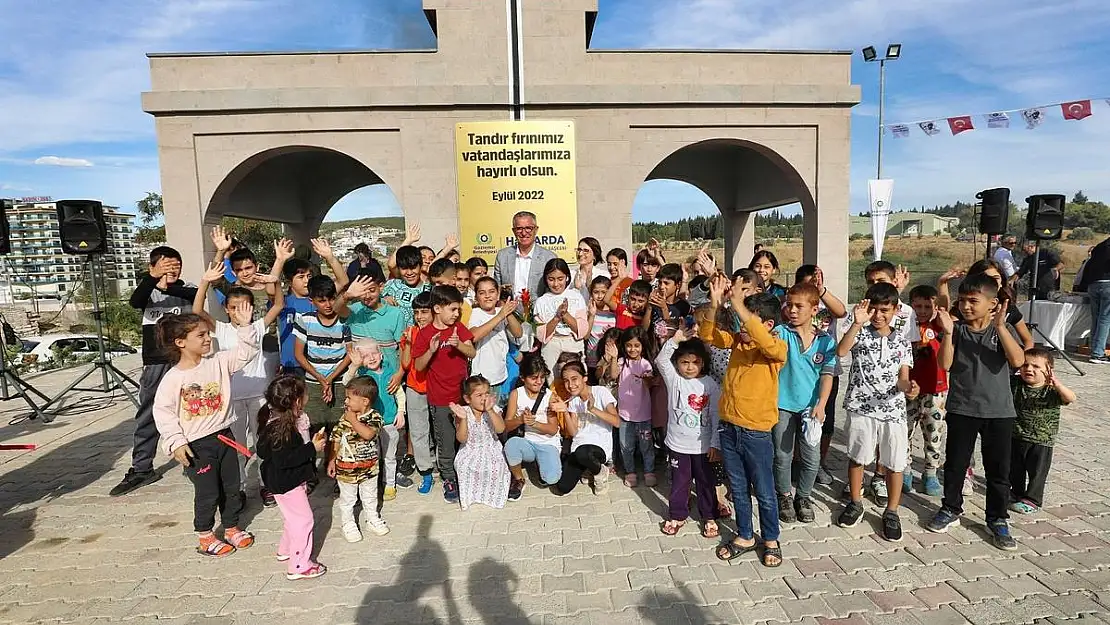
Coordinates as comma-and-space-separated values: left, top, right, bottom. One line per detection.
963, 467, 974, 496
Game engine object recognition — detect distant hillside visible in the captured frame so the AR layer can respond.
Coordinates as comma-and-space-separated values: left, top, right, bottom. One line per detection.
319, 216, 406, 235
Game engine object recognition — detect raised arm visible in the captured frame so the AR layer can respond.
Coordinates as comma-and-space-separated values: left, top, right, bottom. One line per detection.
936, 309, 955, 371
219, 302, 260, 373
312, 238, 349, 292
698, 274, 735, 349
192, 262, 227, 328
434, 233, 459, 261
837, 299, 872, 358
389, 224, 420, 274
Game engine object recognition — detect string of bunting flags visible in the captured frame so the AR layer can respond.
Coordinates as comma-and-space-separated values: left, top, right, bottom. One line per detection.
883, 97, 1110, 138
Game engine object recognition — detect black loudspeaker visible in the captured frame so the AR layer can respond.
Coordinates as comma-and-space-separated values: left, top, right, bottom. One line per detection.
0, 199, 12, 255
1026, 194, 1065, 240
976, 187, 1010, 235
56, 199, 106, 254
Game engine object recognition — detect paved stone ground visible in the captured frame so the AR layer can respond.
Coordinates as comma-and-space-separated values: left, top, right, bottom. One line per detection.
2, 355, 1110, 624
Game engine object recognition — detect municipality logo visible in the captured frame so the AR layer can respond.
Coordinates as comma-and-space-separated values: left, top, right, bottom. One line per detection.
476, 233, 492, 245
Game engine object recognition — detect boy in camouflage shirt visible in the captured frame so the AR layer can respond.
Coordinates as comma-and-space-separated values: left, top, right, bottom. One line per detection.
1009, 347, 1076, 514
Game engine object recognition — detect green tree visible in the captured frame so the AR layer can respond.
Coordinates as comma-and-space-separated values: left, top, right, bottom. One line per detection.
136, 191, 163, 226
220, 217, 284, 269
1073, 190, 1089, 204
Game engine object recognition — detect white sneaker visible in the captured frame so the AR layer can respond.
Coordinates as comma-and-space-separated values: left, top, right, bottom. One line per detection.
366, 518, 390, 536
342, 522, 362, 543
595, 465, 610, 494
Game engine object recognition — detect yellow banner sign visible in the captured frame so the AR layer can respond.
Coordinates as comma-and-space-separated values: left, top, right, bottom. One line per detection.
455, 120, 578, 262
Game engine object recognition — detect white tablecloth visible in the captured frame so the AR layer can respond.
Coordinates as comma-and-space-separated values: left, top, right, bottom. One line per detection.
1018, 300, 1091, 348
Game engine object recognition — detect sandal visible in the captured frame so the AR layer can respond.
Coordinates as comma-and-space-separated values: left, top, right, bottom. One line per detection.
701, 520, 720, 539
717, 502, 732, 519
224, 527, 254, 549
286, 563, 328, 581
761, 544, 783, 568
660, 519, 686, 536
196, 537, 236, 558
716, 539, 758, 561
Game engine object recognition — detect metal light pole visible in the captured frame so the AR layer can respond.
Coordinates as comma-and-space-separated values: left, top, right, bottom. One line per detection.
862, 44, 901, 180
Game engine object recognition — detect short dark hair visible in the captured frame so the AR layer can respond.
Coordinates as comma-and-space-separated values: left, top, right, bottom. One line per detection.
864, 260, 897, 281
356, 264, 387, 284
473, 276, 498, 292
658, 263, 684, 285
1024, 346, 1054, 368
865, 282, 900, 307
579, 237, 603, 264
518, 351, 550, 381
636, 249, 662, 268
744, 293, 781, 325
628, 279, 652, 299
149, 246, 181, 265
606, 248, 628, 264
283, 258, 313, 281
794, 264, 819, 283
430, 284, 463, 307
909, 284, 939, 301
428, 258, 455, 279
224, 286, 254, 306
453, 262, 469, 274
307, 275, 337, 300
346, 375, 378, 400
229, 248, 256, 268
418, 245, 435, 257
732, 268, 762, 288
353, 242, 371, 256
465, 256, 488, 272
411, 290, 434, 311
671, 338, 711, 377
395, 245, 422, 270
958, 272, 999, 299
590, 275, 612, 291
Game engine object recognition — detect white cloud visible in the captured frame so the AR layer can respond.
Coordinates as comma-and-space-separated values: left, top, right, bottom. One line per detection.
33, 156, 94, 168
0, 182, 33, 192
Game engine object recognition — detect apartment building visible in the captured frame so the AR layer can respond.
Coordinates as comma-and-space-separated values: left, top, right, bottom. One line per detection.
1, 199, 139, 302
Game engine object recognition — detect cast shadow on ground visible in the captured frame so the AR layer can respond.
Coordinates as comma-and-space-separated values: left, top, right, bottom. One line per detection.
640, 582, 712, 625
0, 418, 133, 558
353, 515, 531, 624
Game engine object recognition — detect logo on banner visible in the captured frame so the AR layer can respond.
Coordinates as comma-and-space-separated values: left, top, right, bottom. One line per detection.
919, 121, 941, 136
889, 124, 910, 138
1022, 108, 1045, 129
986, 112, 1010, 128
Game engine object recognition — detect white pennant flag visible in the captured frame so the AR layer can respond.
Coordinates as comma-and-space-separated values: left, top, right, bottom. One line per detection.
918, 120, 941, 136
1105, 98, 1110, 108
868, 179, 894, 260
889, 124, 910, 138
1022, 108, 1046, 129
986, 112, 1010, 128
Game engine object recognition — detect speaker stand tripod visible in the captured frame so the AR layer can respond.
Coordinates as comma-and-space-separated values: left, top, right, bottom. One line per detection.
1026, 244, 1084, 376
41, 256, 140, 421
0, 320, 49, 422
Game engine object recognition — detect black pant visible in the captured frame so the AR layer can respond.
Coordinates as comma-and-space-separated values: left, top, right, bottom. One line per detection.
822, 375, 840, 439
183, 430, 243, 533
554, 445, 607, 495
429, 405, 458, 483
1010, 439, 1054, 508
942, 413, 1014, 520
132, 363, 171, 473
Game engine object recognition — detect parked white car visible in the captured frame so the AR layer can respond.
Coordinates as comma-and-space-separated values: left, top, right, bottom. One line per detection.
20, 334, 137, 364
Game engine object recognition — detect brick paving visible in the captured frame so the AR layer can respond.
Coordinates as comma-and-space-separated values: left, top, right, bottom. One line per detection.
2, 355, 1110, 624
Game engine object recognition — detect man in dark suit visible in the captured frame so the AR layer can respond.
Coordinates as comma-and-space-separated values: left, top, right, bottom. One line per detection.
492, 211, 557, 298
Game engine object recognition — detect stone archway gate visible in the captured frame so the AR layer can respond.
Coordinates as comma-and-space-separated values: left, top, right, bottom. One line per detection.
142, 0, 859, 297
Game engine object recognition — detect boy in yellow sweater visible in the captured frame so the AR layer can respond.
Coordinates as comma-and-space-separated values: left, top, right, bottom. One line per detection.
699, 274, 788, 568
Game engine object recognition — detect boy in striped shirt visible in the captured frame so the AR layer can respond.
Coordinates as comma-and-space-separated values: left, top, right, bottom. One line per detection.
294, 275, 351, 431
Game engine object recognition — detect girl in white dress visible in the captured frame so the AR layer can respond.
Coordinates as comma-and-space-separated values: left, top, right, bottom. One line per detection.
450, 375, 510, 510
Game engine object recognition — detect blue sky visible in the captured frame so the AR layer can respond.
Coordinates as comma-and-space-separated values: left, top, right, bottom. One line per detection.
1, 0, 1108, 226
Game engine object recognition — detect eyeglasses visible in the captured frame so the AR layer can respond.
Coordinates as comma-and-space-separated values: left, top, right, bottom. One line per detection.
576, 248, 592, 254
513, 226, 536, 233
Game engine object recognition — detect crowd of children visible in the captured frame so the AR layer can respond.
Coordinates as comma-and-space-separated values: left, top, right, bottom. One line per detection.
131, 222, 1077, 580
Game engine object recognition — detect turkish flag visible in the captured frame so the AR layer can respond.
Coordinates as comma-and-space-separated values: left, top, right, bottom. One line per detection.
948, 116, 974, 135
1061, 100, 1092, 120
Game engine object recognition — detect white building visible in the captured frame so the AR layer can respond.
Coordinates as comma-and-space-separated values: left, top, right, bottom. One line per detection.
1, 198, 139, 303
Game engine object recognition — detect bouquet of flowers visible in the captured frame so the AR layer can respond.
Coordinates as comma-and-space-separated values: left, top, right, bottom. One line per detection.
518, 288, 536, 350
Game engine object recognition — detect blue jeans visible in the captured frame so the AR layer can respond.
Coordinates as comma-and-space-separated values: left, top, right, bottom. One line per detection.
619, 420, 655, 473
1088, 281, 1110, 357
720, 423, 779, 542
772, 409, 820, 499
503, 438, 563, 484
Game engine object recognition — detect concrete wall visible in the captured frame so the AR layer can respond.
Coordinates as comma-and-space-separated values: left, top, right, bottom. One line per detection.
143, 0, 858, 298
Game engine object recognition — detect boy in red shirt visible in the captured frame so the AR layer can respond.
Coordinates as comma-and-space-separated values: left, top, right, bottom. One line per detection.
609, 279, 652, 330
905, 285, 949, 497
413, 285, 477, 504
